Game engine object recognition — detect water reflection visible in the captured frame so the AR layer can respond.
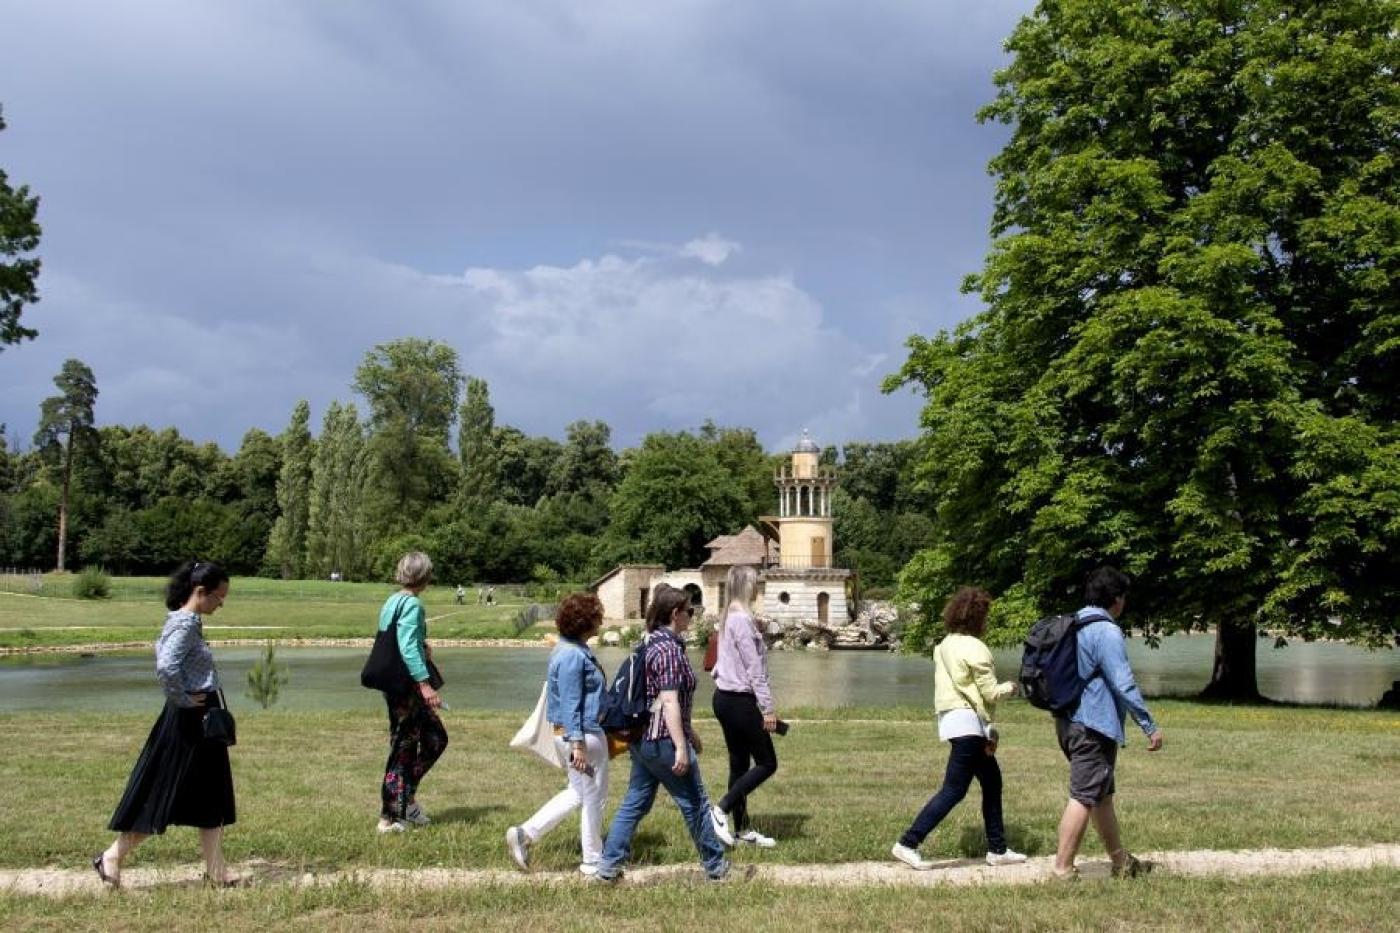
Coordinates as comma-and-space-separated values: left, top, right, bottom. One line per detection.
0, 635, 1394, 713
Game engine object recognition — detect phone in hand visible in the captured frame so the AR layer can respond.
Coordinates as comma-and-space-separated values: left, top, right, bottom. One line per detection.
774, 719, 790, 736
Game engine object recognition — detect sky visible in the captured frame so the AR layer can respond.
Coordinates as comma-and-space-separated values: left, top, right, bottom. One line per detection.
0, 0, 1033, 455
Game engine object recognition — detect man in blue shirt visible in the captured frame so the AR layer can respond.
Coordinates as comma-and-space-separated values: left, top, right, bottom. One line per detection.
1053, 566, 1165, 879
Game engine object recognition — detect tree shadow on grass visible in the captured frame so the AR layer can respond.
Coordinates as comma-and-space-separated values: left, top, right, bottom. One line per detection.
752, 812, 811, 841
958, 823, 1045, 858
431, 804, 507, 826
625, 830, 671, 863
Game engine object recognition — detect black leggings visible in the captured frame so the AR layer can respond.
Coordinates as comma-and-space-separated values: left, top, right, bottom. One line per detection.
712, 689, 778, 832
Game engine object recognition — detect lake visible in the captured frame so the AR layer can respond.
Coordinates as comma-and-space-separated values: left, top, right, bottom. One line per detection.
1, 634, 1395, 713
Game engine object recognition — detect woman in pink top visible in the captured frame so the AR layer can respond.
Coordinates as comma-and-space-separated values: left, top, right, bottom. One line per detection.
707, 565, 779, 848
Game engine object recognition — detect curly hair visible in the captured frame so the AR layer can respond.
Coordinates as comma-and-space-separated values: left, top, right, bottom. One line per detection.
942, 586, 992, 636
555, 592, 604, 640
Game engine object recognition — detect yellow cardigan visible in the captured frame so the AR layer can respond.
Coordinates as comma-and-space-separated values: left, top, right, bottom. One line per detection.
934, 633, 1016, 725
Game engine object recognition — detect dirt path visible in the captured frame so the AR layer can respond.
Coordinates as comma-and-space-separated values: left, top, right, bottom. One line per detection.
3, 844, 1395, 896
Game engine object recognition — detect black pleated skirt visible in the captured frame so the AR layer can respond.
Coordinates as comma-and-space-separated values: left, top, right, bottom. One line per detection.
108, 693, 236, 834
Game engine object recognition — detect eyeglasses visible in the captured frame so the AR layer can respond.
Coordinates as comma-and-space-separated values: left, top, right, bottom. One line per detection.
677, 606, 696, 618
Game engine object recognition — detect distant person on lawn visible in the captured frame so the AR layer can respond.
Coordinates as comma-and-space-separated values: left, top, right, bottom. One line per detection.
95, 560, 241, 888
1052, 566, 1164, 879
891, 586, 1026, 870
507, 592, 610, 875
373, 552, 448, 834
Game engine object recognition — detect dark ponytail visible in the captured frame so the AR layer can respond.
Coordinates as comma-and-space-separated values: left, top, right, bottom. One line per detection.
165, 559, 230, 610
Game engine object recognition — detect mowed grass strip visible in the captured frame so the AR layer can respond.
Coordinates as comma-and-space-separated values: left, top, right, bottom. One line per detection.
0, 869, 1396, 932
0, 581, 537, 648
2, 702, 1395, 874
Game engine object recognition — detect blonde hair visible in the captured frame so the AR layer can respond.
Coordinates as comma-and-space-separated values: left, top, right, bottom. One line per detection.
726, 565, 758, 614
395, 551, 434, 589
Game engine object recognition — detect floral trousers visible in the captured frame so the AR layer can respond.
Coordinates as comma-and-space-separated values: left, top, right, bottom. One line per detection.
381, 692, 449, 819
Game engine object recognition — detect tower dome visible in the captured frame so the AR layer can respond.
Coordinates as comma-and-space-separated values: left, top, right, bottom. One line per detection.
793, 429, 820, 454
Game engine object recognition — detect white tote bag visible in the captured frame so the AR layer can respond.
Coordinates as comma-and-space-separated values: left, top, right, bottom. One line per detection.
509, 682, 564, 768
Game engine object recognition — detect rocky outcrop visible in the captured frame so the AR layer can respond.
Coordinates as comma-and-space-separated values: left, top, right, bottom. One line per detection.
752, 601, 898, 651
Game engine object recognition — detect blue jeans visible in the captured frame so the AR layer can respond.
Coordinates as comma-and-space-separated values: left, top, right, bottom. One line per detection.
898, 736, 1006, 853
597, 738, 729, 879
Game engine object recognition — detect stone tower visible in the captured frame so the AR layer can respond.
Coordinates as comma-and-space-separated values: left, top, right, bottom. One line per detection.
760, 430, 851, 628
774, 430, 836, 568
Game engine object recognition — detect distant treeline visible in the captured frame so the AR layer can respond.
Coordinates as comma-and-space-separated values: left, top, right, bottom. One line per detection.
0, 339, 931, 588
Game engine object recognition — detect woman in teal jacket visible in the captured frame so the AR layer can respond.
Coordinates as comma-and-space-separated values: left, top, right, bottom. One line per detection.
376, 551, 448, 834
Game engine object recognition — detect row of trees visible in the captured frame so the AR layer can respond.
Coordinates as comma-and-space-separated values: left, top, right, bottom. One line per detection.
0, 340, 928, 591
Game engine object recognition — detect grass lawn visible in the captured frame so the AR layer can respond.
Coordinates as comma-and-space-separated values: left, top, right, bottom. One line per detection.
0, 576, 544, 648
0, 701, 1395, 928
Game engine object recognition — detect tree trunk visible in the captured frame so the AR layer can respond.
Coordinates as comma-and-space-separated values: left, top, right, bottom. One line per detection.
56, 430, 72, 572
1201, 620, 1262, 700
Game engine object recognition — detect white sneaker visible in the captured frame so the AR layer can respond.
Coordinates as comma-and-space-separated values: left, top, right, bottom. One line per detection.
404, 802, 431, 826
891, 842, 936, 870
737, 829, 776, 848
986, 848, 1028, 866
376, 818, 407, 834
578, 863, 599, 877
506, 826, 531, 871
709, 805, 736, 847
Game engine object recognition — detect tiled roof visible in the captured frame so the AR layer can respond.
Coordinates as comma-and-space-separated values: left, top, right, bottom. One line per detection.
701, 526, 773, 567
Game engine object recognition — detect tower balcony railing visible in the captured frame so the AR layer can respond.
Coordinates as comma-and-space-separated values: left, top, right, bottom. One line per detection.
761, 555, 851, 572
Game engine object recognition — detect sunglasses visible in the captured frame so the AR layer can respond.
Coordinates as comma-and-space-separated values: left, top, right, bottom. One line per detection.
677, 606, 696, 618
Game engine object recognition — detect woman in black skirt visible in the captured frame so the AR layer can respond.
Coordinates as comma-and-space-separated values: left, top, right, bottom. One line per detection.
93, 560, 240, 888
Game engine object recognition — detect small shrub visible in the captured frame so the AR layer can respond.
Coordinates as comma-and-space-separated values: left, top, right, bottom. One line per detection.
73, 567, 112, 600
618, 624, 643, 649
245, 641, 289, 709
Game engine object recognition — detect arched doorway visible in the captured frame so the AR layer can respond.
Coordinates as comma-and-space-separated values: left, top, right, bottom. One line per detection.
683, 583, 703, 610
817, 591, 830, 625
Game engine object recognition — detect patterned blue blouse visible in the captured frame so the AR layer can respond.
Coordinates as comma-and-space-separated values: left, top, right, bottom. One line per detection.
155, 609, 219, 707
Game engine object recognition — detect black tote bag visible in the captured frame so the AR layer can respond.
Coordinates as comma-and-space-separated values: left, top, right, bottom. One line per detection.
360, 595, 445, 695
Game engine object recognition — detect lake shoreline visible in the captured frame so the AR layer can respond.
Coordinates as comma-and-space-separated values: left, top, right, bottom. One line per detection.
0, 637, 551, 656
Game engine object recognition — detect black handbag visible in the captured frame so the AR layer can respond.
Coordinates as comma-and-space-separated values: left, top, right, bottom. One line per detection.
202, 688, 237, 747
361, 595, 445, 694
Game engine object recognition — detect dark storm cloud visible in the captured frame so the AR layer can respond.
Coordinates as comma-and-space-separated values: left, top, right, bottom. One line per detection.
0, 0, 1032, 451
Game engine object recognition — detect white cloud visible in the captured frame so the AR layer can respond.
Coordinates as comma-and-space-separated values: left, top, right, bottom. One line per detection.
385, 239, 886, 444
679, 233, 741, 266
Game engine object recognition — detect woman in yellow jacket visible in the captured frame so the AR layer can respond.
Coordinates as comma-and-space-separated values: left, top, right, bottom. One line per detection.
891, 586, 1028, 870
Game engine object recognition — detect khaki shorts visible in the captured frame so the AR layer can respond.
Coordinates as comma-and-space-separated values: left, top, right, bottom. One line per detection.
1055, 718, 1118, 806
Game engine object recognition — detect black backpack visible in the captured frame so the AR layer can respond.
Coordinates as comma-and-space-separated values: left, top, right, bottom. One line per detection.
1019, 613, 1093, 714
599, 638, 651, 741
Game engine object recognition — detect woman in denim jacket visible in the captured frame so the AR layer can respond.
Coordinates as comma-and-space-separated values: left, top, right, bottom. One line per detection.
507, 592, 608, 874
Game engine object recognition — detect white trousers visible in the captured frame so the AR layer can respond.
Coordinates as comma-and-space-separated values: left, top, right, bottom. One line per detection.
520, 732, 610, 865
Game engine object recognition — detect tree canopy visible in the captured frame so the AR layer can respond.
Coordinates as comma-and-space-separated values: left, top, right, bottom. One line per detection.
0, 106, 42, 350
887, 0, 1399, 695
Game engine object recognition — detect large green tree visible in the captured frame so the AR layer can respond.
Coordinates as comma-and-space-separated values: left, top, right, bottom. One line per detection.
305, 402, 367, 579
265, 401, 313, 579
33, 359, 98, 570
598, 431, 747, 571
0, 106, 41, 350
457, 377, 499, 504
353, 339, 463, 535
887, 0, 1399, 697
